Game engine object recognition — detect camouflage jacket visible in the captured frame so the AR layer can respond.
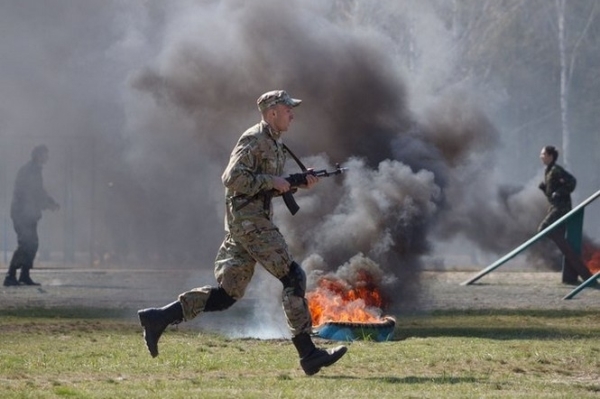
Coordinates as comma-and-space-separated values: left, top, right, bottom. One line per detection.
539, 163, 573, 209
221, 121, 286, 235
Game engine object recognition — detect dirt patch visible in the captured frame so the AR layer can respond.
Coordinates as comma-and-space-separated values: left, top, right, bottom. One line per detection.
1, 265, 598, 340
1, 266, 597, 312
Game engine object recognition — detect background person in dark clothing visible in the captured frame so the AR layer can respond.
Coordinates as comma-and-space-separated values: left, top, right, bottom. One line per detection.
3, 145, 59, 287
538, 145, 592, 285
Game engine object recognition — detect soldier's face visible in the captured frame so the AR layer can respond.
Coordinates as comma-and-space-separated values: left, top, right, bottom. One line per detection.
271, 104, 294, 132
540, 149, 552, 165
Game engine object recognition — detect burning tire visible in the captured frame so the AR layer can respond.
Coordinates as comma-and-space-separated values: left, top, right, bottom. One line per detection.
313, 316, 396, 342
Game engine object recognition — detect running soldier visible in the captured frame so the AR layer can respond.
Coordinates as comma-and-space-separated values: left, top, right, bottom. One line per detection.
137, 90, 347, 376
538, 145, 593, 284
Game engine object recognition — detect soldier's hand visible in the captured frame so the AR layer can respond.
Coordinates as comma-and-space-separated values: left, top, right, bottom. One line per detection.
538, 182, 546, 191
272, 176, 291, 193
302, 171, 319, 189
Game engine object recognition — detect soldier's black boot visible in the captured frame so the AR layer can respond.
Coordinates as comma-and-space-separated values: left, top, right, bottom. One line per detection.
292, 332, 347, 376
137, 301, 184, 358
18, 268, 40, 286
3, 269, 19, 287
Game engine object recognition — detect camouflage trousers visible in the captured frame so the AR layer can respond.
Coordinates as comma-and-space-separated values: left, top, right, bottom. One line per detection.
178, 227, 312, 336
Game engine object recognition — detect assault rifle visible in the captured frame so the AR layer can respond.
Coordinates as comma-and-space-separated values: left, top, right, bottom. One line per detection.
233, 164, 348, 215
280, 164, 348, 215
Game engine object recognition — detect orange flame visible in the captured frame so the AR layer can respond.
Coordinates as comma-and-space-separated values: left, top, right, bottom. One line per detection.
307, 270, 387, 327
582, 241, 600, 274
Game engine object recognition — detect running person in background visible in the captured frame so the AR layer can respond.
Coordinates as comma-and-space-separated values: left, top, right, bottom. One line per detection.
538, 145, 593, 285
137, 90, 347, 376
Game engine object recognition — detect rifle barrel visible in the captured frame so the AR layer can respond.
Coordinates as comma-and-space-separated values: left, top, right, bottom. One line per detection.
313, 167, 347, 177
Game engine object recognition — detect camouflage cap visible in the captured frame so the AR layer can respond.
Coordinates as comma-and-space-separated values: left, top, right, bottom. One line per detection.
256, 90, 302, 112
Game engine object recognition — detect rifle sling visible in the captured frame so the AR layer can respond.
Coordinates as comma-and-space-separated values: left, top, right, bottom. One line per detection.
283, 143, 307, 172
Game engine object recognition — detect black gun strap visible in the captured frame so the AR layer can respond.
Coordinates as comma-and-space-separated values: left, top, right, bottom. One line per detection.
283, 143, 307, 172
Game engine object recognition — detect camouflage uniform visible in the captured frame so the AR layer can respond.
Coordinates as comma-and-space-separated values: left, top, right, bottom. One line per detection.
139, 91, 347, 374
538, 163, 573, 231
178, 120, 312, 336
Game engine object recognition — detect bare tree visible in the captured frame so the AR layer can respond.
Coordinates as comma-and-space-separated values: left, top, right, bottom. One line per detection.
555, 0, 598, 167
556, 0, 569, 166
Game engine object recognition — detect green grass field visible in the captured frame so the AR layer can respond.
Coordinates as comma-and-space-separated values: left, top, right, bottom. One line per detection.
0, 308, 598, 398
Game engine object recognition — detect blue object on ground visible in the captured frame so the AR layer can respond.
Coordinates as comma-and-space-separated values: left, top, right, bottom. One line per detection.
314, 316, 395, 342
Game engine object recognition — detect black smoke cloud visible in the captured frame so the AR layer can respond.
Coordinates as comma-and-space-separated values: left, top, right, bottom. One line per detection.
129, 1, 442, 310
